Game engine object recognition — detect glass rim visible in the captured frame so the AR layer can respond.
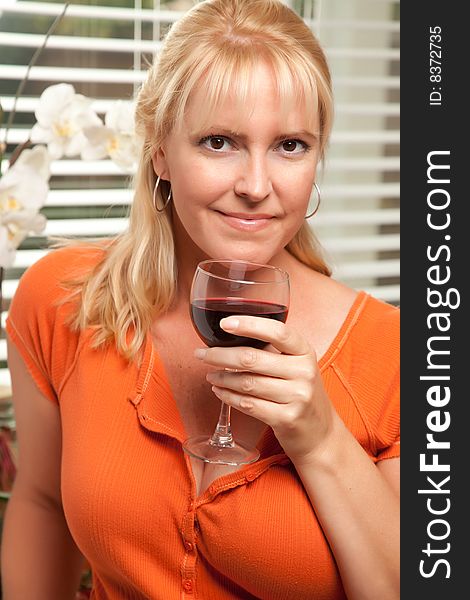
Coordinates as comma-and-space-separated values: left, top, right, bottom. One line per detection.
196, 259, 290, 285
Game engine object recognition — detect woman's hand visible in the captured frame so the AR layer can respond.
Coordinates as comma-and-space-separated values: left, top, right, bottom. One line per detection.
194, 315, 400, 600
194, 315, 337, 464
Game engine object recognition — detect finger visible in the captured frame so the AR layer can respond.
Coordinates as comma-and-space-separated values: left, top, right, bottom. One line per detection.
206, 370, 302, 404
220, 315, 311, 356
195, 345, 311, 379
210, 385, 286, 425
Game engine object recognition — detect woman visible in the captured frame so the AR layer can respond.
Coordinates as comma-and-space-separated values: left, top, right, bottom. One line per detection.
1, 0, 399, 599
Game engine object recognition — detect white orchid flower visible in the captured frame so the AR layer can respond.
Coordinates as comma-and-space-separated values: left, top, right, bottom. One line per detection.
0, 145, 50, 268
31, 83, 102, 159
82, 100, 138, 172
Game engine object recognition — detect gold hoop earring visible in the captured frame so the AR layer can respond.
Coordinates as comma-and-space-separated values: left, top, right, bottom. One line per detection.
305, 183, 321, 219
153, 175, 172, 213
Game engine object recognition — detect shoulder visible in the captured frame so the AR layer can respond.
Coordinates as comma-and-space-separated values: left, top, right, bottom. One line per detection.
6, 244, 108, 402
352, 294, 399, 359
10, 243, 108, 320
8, 243, 108, 345
330, 291, 399, 382
333, 293, 400, 460
9, 242, 108, 334
360, 293, 399, 326
16, 244, 107, 299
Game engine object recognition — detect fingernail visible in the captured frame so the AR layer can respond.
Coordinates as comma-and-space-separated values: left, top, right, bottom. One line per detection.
194, 348, 207, 359
221, 317, 239, 330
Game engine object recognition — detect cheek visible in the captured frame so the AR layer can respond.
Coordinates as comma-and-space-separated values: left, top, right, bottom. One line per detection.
172, 161, 229, 210
170, 178, 220, 242
281, 169, 316, 214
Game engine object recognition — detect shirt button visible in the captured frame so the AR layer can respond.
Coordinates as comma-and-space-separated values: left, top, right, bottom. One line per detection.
246, 471, 257, 482
183, 579, 193, 592
184, 541, 194, 552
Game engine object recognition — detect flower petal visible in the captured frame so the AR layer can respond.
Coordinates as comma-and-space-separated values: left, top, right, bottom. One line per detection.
14, 145, 51, 180
64, 132, 88, 157
80, 144, 108, 161
105, 101, 136, 135
0, 227, 15, 268
35, 83, 76, 126
30, 124, 53, 144
109, 135, 138, 172
47, 140, 66, 160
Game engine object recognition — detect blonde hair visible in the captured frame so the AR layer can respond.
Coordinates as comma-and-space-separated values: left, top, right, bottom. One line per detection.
68, 0, 334, 360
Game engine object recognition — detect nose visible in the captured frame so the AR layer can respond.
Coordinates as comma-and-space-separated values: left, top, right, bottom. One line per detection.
234, 151, 273, 202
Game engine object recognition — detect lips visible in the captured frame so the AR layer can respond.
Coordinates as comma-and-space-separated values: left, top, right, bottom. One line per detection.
220, 211, 274, 220
216, 210, 274, 232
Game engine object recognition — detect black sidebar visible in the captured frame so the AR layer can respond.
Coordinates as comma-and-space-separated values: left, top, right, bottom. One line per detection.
401, 4, 468, 599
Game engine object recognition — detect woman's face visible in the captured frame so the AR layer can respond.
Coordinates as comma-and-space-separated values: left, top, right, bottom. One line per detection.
153, 61, 320, 268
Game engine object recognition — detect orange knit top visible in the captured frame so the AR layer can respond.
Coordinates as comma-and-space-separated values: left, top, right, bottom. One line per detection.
6, 247, 400, 600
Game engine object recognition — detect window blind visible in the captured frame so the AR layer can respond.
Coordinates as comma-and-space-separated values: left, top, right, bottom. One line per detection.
0, 0, 400, 386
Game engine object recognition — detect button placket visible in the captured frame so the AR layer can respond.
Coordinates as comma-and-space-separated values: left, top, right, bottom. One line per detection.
180, 509, 198, 597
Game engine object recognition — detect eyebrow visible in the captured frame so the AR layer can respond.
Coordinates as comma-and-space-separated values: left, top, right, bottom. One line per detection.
191, 126, 319, 142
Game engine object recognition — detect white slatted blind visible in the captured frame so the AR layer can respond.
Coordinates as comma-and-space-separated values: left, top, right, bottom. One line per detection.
0, 0, 400, 387
307, 0, 400, 306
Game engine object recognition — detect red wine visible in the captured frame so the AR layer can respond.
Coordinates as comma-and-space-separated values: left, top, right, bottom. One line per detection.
191, 298, 288, 349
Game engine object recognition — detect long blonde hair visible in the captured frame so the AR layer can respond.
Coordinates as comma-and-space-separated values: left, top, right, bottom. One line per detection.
68, 0, 334, 360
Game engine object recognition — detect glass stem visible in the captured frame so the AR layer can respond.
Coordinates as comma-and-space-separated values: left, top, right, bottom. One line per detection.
210, 402, 234, 447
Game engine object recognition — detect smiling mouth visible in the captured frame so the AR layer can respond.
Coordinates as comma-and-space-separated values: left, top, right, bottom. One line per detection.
216, 211, 274, 220
215, 210, 274, 232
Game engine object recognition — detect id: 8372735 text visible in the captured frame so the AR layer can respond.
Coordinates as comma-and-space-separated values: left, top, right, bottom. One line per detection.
429, 26, 442, 106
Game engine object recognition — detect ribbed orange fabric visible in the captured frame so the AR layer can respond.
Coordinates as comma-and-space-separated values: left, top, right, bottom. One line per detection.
6, 247, 399, 600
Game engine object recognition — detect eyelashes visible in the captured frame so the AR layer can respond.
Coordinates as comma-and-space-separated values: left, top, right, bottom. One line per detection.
198, 134, 312, 155
278, 139, 311, 154
199, 135, 230, 151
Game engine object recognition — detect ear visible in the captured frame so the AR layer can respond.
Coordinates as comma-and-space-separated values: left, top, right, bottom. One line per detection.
151, 146, 171, 181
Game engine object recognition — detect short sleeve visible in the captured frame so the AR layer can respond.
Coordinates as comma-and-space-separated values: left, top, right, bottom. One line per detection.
376, 437, 400, 461
6, 246, 100, 404
366, 302, 400, 463
335, 294, 400, 464
374, 363, 400, 462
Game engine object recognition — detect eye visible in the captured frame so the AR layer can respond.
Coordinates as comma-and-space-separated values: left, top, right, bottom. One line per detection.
200, 135, 231, 152
278, 139, 310, 154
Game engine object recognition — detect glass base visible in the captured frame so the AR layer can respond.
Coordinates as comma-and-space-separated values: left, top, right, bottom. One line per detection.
183, 435, 260, 466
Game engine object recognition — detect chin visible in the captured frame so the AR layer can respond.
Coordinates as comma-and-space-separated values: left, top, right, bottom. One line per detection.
197, 229, 288, 262
209, 249, 275, 266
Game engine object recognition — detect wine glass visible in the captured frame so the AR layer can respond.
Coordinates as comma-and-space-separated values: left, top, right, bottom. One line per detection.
183, 259, 290, 465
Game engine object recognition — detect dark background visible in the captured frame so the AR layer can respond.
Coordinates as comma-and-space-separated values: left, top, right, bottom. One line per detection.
401, 3, 467, 598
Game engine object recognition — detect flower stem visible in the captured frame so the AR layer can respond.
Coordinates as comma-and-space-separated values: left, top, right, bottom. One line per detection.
2, 2, 71, 149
